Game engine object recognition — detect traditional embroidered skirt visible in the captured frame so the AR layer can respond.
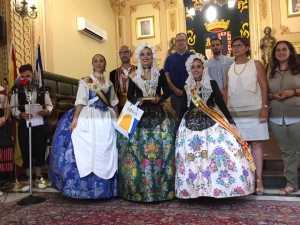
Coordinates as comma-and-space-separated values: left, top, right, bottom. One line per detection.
118, 102, 177, 202
175, 109, 255, 198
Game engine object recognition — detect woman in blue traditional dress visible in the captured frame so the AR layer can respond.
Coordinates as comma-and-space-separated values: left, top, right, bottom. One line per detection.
175, 54, 255, 198
118, 43, 177, 202
49, 54, 119, 199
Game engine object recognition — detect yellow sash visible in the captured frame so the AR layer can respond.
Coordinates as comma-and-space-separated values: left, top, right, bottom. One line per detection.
189, 89, 256, 171
128, 71, 177, 121
83, 76, 111, 107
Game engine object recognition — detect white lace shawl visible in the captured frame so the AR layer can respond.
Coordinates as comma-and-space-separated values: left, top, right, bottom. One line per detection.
133, 43, 160, 97
185, 53, 213, 107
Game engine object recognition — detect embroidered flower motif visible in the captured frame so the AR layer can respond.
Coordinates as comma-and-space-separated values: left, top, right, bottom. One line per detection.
155, 158, 164, 167
141, 158, 150, 167
214, 188, 221, 197
186, 153, 195, 161
209, 161, 218, 171
235, 186, 244, 195
188, 170, 197, 181
203, 170, 211, 178
201, 150, 208, 158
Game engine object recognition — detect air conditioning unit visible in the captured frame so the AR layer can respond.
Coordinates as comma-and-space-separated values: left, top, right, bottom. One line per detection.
76, 17, 107, 43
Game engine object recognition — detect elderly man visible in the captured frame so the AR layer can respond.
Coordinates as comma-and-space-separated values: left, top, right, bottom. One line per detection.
10, 64, 53, 192
110, 45, 136, 112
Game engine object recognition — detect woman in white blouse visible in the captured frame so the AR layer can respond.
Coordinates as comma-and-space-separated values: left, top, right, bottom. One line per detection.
49, 54, 119, 199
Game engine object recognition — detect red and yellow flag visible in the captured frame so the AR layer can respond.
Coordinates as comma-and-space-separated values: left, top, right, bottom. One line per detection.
9, 43, 23, 168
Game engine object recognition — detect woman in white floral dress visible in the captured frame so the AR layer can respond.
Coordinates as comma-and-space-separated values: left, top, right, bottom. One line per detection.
175, 54, 255, 198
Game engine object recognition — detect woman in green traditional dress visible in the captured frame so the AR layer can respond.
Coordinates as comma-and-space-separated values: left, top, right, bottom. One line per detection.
117, 43, 177, 202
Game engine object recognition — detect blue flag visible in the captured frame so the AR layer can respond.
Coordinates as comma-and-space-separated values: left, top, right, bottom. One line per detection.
35, 43, 44, 90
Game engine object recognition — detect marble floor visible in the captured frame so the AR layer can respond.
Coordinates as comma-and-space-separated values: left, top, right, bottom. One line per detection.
1, 183, 300, 203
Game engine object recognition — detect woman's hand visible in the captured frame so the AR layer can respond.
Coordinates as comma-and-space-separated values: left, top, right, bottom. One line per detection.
259, 107, 268, 123
174, 89, 183, 97
0, 116, 5, 127
278, 90, 295, 100
230, 124, 238, 132
151, 95, 161, 104
69, 118, 78, 133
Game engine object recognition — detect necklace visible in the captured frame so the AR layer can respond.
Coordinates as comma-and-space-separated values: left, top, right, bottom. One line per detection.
94, 72, 104, 78
279, 66, 289, 72
234, 61, 248, 75
143, 66, 151, 73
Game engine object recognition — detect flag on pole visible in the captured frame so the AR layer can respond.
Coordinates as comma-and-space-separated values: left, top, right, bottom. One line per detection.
9, 43, 23, 168
34, 43, 44, 90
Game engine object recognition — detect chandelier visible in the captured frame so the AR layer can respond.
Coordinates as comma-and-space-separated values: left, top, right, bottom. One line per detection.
14, 0, 37, 19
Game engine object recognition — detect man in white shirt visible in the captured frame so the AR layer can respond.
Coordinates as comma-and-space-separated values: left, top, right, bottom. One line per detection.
10, 64, 53, 192
110, 45, 136, 112
206, 38, 235, 96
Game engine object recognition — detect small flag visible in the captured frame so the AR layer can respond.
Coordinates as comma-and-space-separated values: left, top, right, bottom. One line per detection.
9, 43, 23, 168
34, 43, 44, 90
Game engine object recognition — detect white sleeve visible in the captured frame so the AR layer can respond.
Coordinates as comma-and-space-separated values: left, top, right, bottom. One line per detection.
10, 93, 21, 118
45, 92, 53, 114
109, 82, 119, 107
74, 80, 89, 106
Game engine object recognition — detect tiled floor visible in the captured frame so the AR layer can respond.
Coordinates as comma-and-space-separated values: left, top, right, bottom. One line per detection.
1, 185, 299, 203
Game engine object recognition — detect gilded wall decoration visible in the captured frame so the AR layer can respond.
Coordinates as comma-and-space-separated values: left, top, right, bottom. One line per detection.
9, 0, 34, 69
110, 0, 127, 16
130, 5, 137, 14
152, 2, 160, 10
166, 0, 177, 9
118, 17, 123, 38
0, 0, 7, 87
109, 0, 116, 13
155, 42, 162, 52
260, 0, 267, 20
118, 1, 126, 16
169, 12, 176, 32
280, 25, 291, 35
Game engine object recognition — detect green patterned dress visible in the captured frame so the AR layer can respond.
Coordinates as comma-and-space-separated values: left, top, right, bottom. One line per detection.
117, 69, 177, 202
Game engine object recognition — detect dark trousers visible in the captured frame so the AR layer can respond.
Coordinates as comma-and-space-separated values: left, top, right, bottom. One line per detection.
18, 123, 49, 169
170, 94, 187, 127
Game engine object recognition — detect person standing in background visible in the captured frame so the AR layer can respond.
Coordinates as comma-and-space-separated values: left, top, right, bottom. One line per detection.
110, 45, 136, 112
206, 37, 235, 97
164, 33, 194, 125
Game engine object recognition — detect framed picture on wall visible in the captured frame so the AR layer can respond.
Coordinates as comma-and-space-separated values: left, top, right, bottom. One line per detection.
287, 0, 300, 17
136, 16, 155, 39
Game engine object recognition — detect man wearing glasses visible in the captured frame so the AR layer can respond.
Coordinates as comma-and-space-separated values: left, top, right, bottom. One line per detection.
206, 38, 234, 96
164, 33, 194, 125
110, 45, 136, 112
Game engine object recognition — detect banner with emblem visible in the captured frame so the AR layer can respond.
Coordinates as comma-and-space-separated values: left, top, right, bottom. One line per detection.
184, 0, 250, 58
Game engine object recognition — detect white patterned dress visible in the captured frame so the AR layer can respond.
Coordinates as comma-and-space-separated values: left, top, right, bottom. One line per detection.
175, 80, 255, 198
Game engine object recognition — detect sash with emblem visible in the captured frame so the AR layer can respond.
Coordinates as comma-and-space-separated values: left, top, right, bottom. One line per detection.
187, 86, 255, 171
83, 76, 111, 107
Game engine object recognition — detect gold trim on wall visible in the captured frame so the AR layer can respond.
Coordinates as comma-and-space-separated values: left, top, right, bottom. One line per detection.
166, 0, 177, 9
130, 5, 137, 14
169, 12, 176, 32
152, 2, 160, 10
0, 0, 8, 87
280, 25, 292, 34
260, 0, 267, 20
155, 42, 162, 52
118, 17, 123, 38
